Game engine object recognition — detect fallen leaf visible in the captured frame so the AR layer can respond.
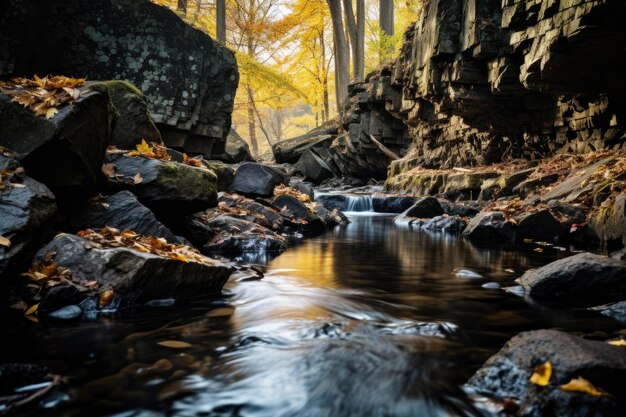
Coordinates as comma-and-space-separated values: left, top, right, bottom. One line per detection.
560, 377, 605, 396
24, 303, 39, 316
607, 339, 626, 346
102, 163, 117, 177
136, 139, 151, 154
157, 340, 192, 349
0, 235, 11, 248
530, 361, 552, 386
133, 172, 143, 184
533, 248, 544, 253
45, 107, 58, 119
99, 290, 114, 308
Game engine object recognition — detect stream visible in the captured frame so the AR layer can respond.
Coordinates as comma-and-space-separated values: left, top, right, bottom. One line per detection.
0, 213, 620, 417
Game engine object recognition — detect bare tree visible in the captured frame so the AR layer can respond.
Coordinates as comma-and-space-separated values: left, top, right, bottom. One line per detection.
379, 0, 394, 60
216, 0, 226, 44
177, 0, 188, 15
327, 0, 350, 110
342, 0, 365, 81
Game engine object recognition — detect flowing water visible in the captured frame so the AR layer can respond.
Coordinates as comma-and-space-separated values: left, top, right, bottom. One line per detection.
0, 215, 620, 417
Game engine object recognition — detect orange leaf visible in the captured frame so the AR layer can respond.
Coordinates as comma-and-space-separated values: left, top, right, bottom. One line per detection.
530, 361, 552, 386
560, 377, 605, 396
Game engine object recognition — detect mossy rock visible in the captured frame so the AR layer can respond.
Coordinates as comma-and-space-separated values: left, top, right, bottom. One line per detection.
89, 80, 162, 150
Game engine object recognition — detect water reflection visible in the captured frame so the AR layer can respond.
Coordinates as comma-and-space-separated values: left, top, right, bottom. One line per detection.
0, 216, 619, 417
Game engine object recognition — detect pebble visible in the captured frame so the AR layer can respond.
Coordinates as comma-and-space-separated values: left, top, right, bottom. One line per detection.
47, 305, 83, 320
454, 269, 484, 279
482, 282, 501, 289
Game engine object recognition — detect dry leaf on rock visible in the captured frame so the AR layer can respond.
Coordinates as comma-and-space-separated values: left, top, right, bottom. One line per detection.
157, 340, 192, 349
529, 361, 552, 386
560, 377, 605, 396
133, 172, 143, 184
607, 339, 626, 346
0, 235, 11, 248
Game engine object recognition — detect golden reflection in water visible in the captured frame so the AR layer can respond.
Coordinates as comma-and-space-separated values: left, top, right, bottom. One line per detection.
268, 240, 339, 289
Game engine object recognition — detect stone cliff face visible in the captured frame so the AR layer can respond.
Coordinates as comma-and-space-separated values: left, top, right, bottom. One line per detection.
0, 0, 238, 158
334, 0, 626, 180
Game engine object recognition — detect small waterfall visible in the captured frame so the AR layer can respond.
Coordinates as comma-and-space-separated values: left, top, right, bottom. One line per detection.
345, 194, 374, 212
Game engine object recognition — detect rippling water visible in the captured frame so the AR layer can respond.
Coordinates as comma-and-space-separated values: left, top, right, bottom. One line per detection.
0, 215, 619, 417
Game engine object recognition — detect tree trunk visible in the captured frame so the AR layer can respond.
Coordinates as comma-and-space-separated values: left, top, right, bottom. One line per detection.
342, 0, 364, 81
216, 0, 226, 44
246, 81, 259, 157
319, 31, 330, 121
327, 0, 350, 111
177, 0, 187, 15
379, 0, 394, 61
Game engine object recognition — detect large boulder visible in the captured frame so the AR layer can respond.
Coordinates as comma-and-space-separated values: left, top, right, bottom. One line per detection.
89, 80, 162, 150
105, 154, 218, 218
64, 191, 179, 243
185, 214, 287, 256
372, 195, 417, 214
31, 233, 233, 311
315, 193, 349, 211
0, 0, 238, 158
0, 89, 114, 204
462, 211, 516, 244
0, 155, 57, 276
591, 194, 626, 252
272, 122, 338, 164
516, 252, 626, 306
466, 330, 626, 417
515, 209, 565, 242
400, 197, 444, 219
217, 193, 285, 232
230, 162, 287, 198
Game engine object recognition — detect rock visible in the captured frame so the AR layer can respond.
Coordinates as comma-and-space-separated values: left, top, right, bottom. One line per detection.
541, 158, 617, 204
216, 129, 253, 163
513, 174, 561, 198
272, 122, 338, 164
290, 181, 315, 201
89, 80, 162, 150
315, 193, 349, 211
400, 197, 444, 219
0, 89, 114, 203
462, 211, 516, 244
33, 234, 233, 309
64, 191, 179, 243
440, 201, 480, 217
203, 161, 235, 192
516, 253, 626, 306
372, 195, 417, 213
481, 282, 501, 289
399, 215, 466, 233
591, 195, 626, 252
466, 330, 626, 417
47, 305, 83, 320
515, 209, 565, 242
230, 162, 287, 198
185, 214, 287, 255
454, 269, 483, 279
105, 154, 218, 218
0, 0, 238, 158
0, 363, 49, 396
590, 301, 626, 324
272, 194, 326, 236
311, 202, 349, 227
217, 193, 285, 232
478, 168, 535, 201
546, 200, 587, 225
0, 156, 57, 276
294, 149, 334, 184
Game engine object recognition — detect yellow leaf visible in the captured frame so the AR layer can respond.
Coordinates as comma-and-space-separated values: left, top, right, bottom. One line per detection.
530, 361, 552, 386
157, 340, 192, 349
607, 339, 626, 346
136, 139, 151, 154
24, 303, 39, 316
0, 235, 11, 248
99, 290, 114, 308
560, 377, 605, 396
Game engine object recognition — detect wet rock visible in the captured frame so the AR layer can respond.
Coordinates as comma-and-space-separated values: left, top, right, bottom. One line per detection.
0, 156, 57, 276
311, 202, 349, 227
185, 214, 287, 255
516, 253, 626, 306
216, 129, 253, 163
39, 282, 82, 315
34, 234, 233, 309
65, 191, 179, 243
401, 197, 444, 218
47, 305, 83, 320
294, 149, 333, 184
591, 194, 626, 252
315, 193, 349, 211
515, 209, 565, 242
372, 195, 417, 213
590, 301, 626, 324
401, 215, 467, 233
478, 169, 535, 201
440, 201, 480, 217
230, 162, 287, 198
454, 269, 483, 280
0, 0, 238, 159
462, 212, 516, 244
217, 193, 284, 232
89, 80, 161, 150
0, 90, 114, 204
0, 363, 49, 396
290, 181, 315, 201
272, 194, 326, 236
513, 174, 560, 198
546, 200, 587, 225
466, 330, 626, 417
105, 154, 218, 218
481, 282, 501, 289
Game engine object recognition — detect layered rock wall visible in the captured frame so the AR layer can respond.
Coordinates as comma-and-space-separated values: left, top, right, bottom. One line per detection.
0, 0, 238, 158
333, 0, 626, 180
